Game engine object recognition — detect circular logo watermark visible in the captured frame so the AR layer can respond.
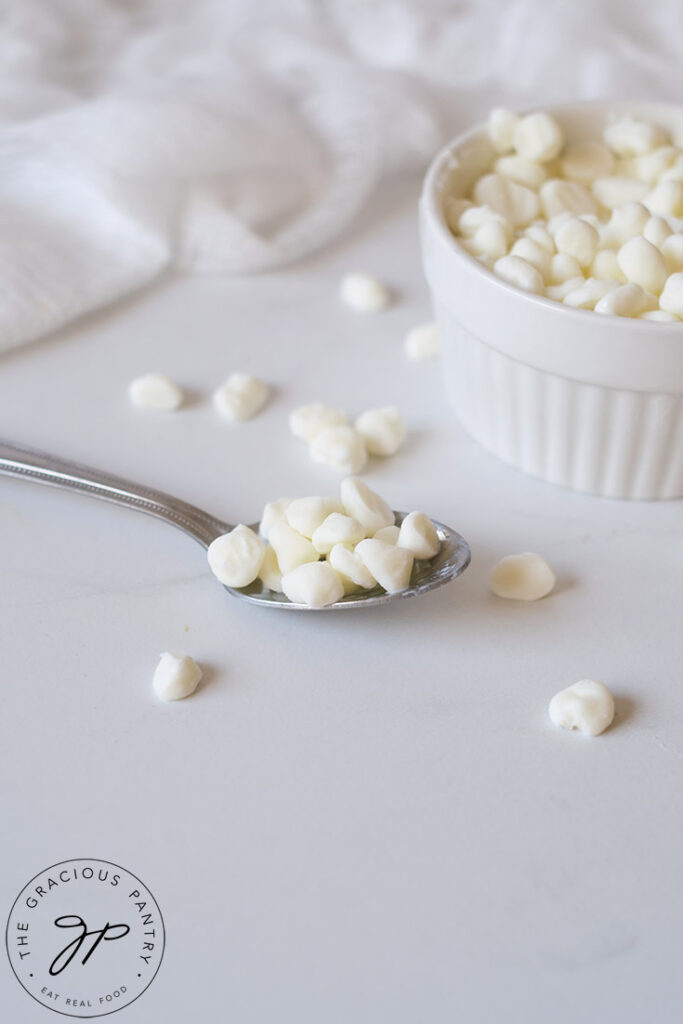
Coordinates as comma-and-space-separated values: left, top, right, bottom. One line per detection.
5, 859, 165, 1018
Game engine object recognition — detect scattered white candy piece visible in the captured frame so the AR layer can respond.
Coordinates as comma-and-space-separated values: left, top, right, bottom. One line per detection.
617, 236, 668, 294
281, 561, 344, 608
592, 176, 650, 209
355, 538, 414, 593
548, 252, 583, 284
490, 552, 555, 600
289, 402, 347, 442
268, 521, 319, 575
311, 513, 365, 554
513, 112, 564, 162
494, 155, 547, 190
341, 476, 395, 534
472, 174, 540, 227
373, 525, 400, 544
259, 497, 292, 541
548, 679, 615, 736
404, 322, 441, 361
310, 425, 368, 474
510, 238, 551, 280
488, 107, 520, 154
129, 374, 183, 412
560, 141, 614, 183
355, 406, 406, 457
397, 512, 441, 560
659, 272, 683, 315
328, 543, 377, 593
639, 309, 680, 322
540, 179, 597, 219
604, 116, 667, 157
340, 272, 391, 312
152, 652, 203, 702
563, 278, 620, 310
207, 525, 266, 588
259, 545, 284, 592
213, 373, 269, 421
555, 217, 599, 267
594, 283, 657, 317
493, 254, 544, 294
285, 496, 344, 538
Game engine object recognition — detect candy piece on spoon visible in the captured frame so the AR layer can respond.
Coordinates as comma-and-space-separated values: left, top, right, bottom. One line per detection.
340, 477, 394, 534
207, 524, 266, 587
397, 511, 441, 559
281, 561, 345, 608
355, 538, 414, 593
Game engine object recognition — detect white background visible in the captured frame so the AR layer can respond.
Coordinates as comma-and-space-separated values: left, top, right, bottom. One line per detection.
1, 177, 682, 1023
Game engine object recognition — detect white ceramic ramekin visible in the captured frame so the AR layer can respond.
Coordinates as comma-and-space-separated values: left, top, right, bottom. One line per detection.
420, 101, 683, 499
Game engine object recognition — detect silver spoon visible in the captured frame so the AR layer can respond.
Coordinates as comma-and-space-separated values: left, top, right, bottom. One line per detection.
0, 441, 471, 610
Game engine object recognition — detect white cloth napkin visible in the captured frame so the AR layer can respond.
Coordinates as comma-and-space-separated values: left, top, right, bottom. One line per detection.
1, 0, 682, 352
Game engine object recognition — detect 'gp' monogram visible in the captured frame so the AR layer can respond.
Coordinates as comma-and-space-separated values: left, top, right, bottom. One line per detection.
49, 916, 130, 975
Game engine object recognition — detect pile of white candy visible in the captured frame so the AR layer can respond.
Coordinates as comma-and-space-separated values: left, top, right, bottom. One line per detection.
289, 402, 405, 475
449, 108, 683, 319
206, 477, 440, 608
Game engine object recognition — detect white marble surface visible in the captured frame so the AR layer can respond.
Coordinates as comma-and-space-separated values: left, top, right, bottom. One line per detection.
1, 178, 682, 1023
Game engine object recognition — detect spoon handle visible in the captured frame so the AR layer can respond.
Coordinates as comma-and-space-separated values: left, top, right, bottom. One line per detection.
0, 441, 231, 548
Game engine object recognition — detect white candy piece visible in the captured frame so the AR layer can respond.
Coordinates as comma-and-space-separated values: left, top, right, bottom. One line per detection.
354, 406, 406, 456
545, 276, 586, 302
285, 496, 344, 538
281, 562, 344, 608
268, 521, 319, 575
207, 525, 266, 588
594, 283, 657, 317
602, 202, 650, 245
488, 107, 520, 154
259, 545, 283, 592
604, 116, 667, 157
659, 272, 683, 316
311, 513, 365, 554
490, 552, 555, 600
152, 652, 203, 702
540, 179, 597, 219
458, 204, 513, 239
644, 180, 683, 218
340, 477, 395, 534
129, 374, 183, 412
555, 217, 599, 267
617, 236, 668, 294
548, 679, 615, 736
355, 538, 414, 593
213, 373, 268, 421
493, 254, 544, 294
548, 252, 583, 284
310, 425, 368, 474
640, 309, 679, 321
340, 272, 391, 312
472, 174, 539, 227
563, 278, 620, 310
662, 234, 683, 273
592, 176, 649, 209
404, 322, 441, 361
643, 215, 673, 248
463, 220, 510, 259
289, 402, 347, 442
510, 238, 551, 280
373, 525, 400, 544
629, 146, 677, 184
591, 249, 624, 282
397, 512, 441, 560
328, 543, 376, 593
259, 497, 292, 540
560, 141, 614, 183
494, 155, 547, 189
524, 224, 555, 254
513, 112, 564, 162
